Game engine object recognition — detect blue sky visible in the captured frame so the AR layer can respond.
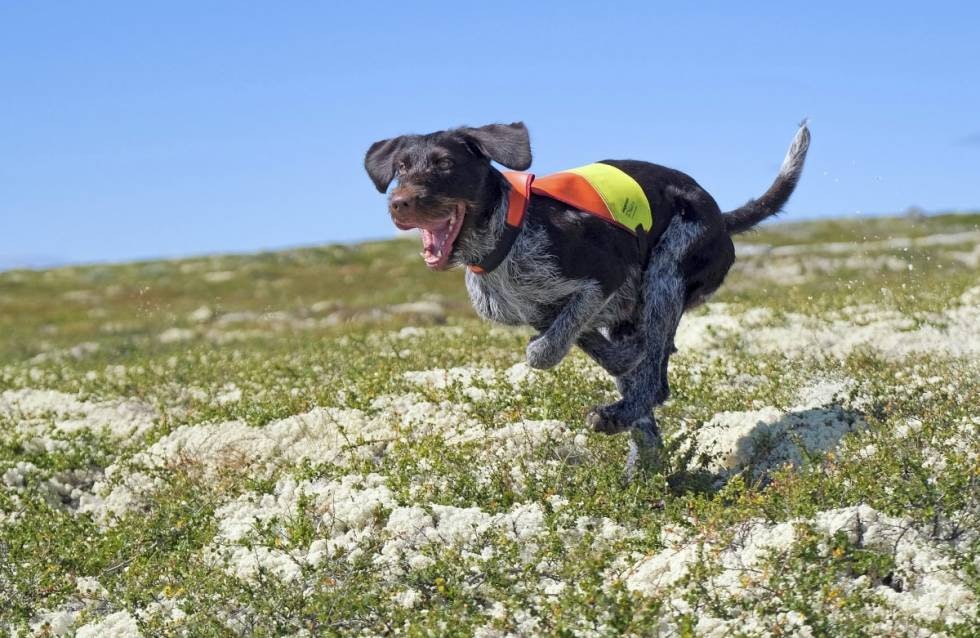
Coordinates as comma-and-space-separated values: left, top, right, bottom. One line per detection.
1, 1, 978, 267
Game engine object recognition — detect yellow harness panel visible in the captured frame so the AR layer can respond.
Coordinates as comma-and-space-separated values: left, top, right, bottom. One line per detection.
564, 163, 653, 232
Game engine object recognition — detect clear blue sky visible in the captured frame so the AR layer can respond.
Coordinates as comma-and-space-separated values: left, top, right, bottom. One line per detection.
2, 1, 978, 268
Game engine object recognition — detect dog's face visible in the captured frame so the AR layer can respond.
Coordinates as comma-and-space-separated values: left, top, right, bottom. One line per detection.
364, 122, 531, 270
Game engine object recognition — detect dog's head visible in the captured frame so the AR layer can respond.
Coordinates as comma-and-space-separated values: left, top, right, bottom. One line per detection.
364, 122, 531, 270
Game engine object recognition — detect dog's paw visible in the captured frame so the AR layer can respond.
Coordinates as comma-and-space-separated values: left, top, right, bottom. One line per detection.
625, 418, 665, 480
631, 417, 663, 449
526, 336, 567, 370
587, 404, 632, 435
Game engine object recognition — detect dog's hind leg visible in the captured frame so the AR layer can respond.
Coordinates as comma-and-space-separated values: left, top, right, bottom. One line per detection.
577, 327, 646, 377
587, 218, 705, 447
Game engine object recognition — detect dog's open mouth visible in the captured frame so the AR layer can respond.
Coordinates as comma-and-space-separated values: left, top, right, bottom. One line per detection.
393, 202, 466, 270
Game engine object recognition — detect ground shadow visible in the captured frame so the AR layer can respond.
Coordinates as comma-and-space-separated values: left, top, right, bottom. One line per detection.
663, 402, 867, 494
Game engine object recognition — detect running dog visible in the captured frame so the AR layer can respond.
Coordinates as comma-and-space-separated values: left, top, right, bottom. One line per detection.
365, 121, 810, 461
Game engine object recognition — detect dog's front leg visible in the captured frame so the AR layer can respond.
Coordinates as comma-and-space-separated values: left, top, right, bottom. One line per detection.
526, 284, 608, 370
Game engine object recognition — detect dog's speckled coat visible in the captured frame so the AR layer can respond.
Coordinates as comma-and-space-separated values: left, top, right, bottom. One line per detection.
365, 121, 810, 464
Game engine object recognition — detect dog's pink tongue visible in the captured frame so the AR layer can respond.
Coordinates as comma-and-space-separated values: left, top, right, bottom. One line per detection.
421, 228, 446, 253
420, 224, 451, 267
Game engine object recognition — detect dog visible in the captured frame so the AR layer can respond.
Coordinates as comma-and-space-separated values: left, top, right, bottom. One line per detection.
365, 121, 810, 463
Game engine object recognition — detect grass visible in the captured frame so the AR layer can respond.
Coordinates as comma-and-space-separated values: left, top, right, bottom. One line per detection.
1, 212, 978, 636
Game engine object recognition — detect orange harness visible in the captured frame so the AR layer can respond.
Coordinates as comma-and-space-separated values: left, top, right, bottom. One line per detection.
469, 169, 651, 274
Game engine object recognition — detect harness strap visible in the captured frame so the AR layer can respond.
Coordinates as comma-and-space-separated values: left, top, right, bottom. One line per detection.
468, 172, 534, 274
467, 169, 651, 274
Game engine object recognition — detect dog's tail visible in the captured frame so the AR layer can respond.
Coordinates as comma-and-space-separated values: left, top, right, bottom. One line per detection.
722, 121, 811, 235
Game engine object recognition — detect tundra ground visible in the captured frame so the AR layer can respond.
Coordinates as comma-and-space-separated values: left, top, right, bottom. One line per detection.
1, 213, 978, 637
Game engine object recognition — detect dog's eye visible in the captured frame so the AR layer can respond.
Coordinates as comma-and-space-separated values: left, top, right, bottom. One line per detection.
396, 161, 408, 174
436, 158, 453, 170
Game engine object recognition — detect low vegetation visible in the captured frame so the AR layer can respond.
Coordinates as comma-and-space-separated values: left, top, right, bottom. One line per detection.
1, 212, 978, 636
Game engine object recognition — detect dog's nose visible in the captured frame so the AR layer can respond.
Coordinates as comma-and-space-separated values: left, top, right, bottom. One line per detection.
389, 194, 415, 215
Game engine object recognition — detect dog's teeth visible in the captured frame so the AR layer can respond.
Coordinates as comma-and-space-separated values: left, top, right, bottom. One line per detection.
436, 249, 443, 258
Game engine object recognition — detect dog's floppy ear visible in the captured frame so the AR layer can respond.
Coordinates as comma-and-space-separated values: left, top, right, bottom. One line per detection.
364, 136, 406, 193
461, 122, 532, 170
